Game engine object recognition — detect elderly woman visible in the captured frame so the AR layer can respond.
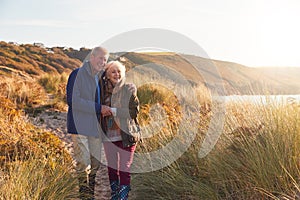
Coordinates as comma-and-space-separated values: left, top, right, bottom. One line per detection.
100, 61, 139, 200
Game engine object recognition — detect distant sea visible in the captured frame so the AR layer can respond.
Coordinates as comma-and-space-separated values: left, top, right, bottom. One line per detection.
214, 95, 300, 105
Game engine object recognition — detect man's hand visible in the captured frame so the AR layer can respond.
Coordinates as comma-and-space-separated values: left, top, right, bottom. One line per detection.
101, 105, 112, 117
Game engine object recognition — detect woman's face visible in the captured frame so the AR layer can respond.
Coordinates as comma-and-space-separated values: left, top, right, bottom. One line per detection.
107, 65, 122, 85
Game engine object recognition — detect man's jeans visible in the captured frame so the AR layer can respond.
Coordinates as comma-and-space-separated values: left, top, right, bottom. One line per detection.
72, 134, 102, 198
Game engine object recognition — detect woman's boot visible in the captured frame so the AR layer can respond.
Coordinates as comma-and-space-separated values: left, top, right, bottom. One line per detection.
119, 185, 130, 200
110, 180, 119, 200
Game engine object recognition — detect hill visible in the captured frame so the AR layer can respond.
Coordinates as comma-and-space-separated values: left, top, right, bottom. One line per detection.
1, 41, 300, 95
111, 52, 300, 95
0, 41, 81, 76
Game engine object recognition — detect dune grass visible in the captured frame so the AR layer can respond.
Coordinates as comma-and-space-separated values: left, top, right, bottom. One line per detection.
0, 96, 78, 199
0, 154, 78, 200
0, 68, 299, 199
37, 72, 68, 111
0, 72, 68, 111
132, 91, 300, 200
0, 74, 47, 107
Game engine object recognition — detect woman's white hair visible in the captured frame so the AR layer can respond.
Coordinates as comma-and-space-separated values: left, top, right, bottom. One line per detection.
105, 61, 126, 79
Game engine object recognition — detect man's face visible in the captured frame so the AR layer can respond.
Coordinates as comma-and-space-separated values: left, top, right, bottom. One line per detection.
90, 51, 108, 73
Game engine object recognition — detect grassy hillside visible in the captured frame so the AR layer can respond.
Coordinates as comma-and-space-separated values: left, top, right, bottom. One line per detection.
0, 41, 80, 76
119, 52, 300, 95
1, 41, 300, 95
257, 67, 300, 94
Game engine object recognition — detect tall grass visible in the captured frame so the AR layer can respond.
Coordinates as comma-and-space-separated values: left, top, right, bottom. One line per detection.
132, 88, 300, 199
0, 154, 78, 200
204, 101, 300, 199
0, 72, 68, 111
0, 74, 46, 107
0, 97, 78, 199
37, 72, 68, 110
38, 73, 68, 95
1, 66, 299, 199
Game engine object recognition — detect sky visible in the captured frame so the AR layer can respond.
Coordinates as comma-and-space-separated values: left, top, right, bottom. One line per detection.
0, 0, 300, 67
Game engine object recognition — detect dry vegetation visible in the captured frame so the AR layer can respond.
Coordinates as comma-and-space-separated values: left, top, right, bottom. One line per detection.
0, 41, 299, 199
0, 41, 79, 199
0, 41, 81, 75
132, 92, 300, 200
0, 96, 77, 199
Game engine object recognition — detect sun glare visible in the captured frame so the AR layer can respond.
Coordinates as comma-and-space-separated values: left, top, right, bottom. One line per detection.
255, 0, 300, 67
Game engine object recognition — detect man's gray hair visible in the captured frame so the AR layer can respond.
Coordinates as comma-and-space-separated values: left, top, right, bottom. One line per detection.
91, 46, 109, 59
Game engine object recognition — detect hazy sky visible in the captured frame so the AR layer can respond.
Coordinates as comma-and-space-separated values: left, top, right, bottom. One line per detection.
0, 0, 299, 67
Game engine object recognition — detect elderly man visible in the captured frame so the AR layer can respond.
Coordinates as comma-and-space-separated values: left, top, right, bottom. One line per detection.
66, 46, 111, 199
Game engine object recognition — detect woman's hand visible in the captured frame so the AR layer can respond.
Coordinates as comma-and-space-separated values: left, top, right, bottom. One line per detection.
127, 83, 137, 95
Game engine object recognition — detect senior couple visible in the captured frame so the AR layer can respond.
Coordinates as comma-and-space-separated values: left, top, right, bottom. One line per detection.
66, 47, 139, 200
